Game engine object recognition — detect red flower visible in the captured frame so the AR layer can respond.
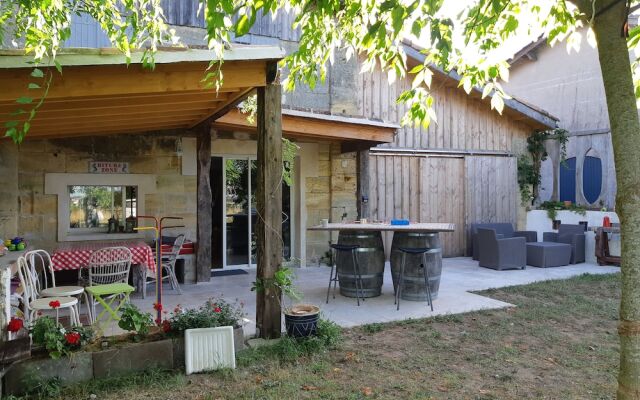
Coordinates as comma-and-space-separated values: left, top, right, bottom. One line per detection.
65, 332, 81, 346
49, 300, 61, 309
7, 317, 23, 333
153, 302, 163, 312
161, 319, 171, 333
214, 307, 221, 313
155, 317, 162, 325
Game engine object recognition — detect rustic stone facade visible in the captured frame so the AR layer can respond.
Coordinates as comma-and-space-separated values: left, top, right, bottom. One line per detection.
1, 135, 358, 266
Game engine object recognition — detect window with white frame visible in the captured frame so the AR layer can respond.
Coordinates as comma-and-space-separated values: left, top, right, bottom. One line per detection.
68, 185, 138, 231
45, 173, 155, 241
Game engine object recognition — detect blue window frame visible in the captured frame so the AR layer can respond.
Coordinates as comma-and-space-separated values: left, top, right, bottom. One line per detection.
559, 157, 577, 203
583, 155, 603, 204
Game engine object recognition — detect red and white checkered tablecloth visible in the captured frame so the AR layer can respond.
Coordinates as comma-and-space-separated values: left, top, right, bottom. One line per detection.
51, 240, 156, 272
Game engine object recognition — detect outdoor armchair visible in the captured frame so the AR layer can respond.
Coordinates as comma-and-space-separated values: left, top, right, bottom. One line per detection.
542, 224, 586, 264
470, 223, 537, 260
477, 228, 527, 270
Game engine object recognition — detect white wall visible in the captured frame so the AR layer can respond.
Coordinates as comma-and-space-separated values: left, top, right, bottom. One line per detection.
526, 210, 620, 264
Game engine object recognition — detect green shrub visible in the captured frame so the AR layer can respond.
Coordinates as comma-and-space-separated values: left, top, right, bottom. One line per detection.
237, 318, 341, 366
118, 304, 154, 339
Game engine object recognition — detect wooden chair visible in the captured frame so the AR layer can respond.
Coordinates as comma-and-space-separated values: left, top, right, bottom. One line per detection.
16, 256, 80, 326
142, 234, 185, 298
85, 247, 135, 326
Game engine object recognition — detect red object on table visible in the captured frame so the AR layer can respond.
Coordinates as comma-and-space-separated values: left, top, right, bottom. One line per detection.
51, 240, 156, 271
603, 216, 611, 227
159, 240, 195, 255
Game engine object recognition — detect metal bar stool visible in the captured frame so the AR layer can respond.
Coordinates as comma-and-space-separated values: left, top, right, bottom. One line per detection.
326, 243, 365, 306
395, 247, 434, 311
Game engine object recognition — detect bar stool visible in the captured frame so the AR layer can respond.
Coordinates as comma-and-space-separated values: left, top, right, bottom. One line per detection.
326, 244, 365, 306
395, 247, 434, 312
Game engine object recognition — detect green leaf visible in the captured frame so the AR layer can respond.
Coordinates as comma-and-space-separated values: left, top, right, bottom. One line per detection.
491, 95, 505, 114
54, 60, 63, 74
16, 97, 33, 104
28, 83, 40, 90
235, 14, 251, 37
31, 68, 44, 78
408, 64, 425, 74
4, 121, 18, 128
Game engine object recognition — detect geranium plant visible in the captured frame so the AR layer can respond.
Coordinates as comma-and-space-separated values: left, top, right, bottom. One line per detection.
163, 298, 245, 335
29, 316, 93, 359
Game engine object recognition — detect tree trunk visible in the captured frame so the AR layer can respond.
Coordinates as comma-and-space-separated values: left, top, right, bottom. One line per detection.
584, 1, 640, 398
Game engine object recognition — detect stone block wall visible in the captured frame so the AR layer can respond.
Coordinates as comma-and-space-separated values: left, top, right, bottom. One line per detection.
303, 143, 358, 264
4, 134, 196, 250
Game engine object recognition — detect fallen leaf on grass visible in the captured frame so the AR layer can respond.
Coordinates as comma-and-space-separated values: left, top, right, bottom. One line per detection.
255, 375, 264, 384
437, 385, 449, 392
301, 385, 319, 391
333, 367, 342, 372
361, 387, 374, 396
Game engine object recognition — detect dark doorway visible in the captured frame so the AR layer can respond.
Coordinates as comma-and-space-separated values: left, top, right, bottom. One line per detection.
211, 157, 224, 269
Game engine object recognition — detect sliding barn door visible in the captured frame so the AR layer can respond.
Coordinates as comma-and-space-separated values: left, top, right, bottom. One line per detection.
369, 154, 466, 257
464, 156, 518, 255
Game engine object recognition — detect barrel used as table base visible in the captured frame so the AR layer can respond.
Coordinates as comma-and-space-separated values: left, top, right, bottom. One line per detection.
335, 230, 385, 298
390, 232, 442, 301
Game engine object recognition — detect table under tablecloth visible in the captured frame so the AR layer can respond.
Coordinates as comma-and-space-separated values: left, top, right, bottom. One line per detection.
51, 240, 156, 272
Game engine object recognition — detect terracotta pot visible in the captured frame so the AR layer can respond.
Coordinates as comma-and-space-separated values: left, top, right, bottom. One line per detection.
563, 200, 572, 207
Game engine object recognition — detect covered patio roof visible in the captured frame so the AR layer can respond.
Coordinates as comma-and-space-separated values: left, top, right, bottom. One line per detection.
0, 47, 284, 138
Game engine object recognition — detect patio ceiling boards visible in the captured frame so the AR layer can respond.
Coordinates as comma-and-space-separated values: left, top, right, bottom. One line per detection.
0, 46, 285, 139
0, 47, 398, 147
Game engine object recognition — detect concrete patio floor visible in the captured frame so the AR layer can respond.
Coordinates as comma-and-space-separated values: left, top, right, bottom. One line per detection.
120, 257, 619, 337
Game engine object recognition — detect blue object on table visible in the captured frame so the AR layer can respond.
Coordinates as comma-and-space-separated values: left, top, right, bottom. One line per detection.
390, 219, 410, 226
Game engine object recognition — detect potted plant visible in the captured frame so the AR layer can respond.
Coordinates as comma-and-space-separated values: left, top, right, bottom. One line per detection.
252, 267, 320, 338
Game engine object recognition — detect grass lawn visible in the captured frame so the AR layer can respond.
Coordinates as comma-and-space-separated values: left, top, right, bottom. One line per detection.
48, 273, 620, 400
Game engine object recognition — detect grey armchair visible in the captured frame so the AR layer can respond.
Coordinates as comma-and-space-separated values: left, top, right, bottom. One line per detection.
543, 224, 586, 264
477, 228, 527, 270
470, 223, 537, 260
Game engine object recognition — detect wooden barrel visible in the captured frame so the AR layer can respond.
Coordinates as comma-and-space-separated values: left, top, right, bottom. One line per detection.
390, 232, 442, 301
336, 230, 385, 298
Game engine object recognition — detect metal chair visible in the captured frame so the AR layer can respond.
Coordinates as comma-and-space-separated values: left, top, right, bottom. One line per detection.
85, 247, 134, 326
326, 243, 365, 306
143, 234, 186, 298
395, 247, 434, 312
25, 249, 89, 321
16, 256, 80, 326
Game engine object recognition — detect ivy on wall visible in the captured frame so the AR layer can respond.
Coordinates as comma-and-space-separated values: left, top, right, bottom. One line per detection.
517, 128, 569, 206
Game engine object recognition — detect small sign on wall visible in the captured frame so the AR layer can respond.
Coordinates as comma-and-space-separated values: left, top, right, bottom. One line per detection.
89, 161, 130, 174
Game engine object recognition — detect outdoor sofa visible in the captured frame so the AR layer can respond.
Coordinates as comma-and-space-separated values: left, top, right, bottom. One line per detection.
476, 228, 527, 270
470, 223, 537, 260
542, 224, 586, 264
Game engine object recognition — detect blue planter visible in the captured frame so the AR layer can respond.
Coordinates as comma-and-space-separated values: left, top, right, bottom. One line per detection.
284, 305, 320, 338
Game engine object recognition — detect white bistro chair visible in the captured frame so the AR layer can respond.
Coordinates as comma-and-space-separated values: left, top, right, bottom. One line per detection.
16, 256, 80, 326
142, 234, 185, 298
25, 249, 88, 321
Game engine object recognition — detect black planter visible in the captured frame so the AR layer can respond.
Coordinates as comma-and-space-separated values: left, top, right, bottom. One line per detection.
284, 304, 320, 338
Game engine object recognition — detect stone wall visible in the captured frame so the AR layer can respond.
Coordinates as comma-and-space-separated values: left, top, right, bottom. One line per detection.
2, 135, 358, 266
6, 134, 196, 250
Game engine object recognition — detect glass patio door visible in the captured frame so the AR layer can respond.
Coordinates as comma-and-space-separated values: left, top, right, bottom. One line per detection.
222, 157, 291, 268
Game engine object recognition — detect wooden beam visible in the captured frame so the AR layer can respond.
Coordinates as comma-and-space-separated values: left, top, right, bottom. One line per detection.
0, 60, 267, 102
0, 105, 216, 121
357, 150, 371, 219
16, 116, 197, 136
191, 88, 255, 128
18, 122, 191, 139
196, 124, 212, 283
255, 82, 283, 339
214, 109, 396, 143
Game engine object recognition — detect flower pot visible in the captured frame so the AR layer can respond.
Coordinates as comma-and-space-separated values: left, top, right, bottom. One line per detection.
563, 200, 572, 207
552, 219, 561, 230
284, 304, 320, 338
184, 326, 235, 374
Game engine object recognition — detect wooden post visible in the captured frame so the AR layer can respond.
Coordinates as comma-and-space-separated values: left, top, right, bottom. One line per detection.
196, 126, 212, 283
255, 74, 283, 339
357, 150, 370, 219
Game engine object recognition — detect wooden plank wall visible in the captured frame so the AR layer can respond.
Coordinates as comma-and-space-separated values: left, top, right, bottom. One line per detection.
357, 64, 532, 152
161, 2, 301, 41
369, 154, 466, 257
464, 156, 518, 255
